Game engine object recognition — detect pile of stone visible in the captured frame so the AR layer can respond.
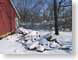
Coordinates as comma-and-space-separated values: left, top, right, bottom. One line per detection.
16, 27, 62, 52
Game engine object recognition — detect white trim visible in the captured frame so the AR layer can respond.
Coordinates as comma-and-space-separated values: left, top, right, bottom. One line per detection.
10, 0, 21, 19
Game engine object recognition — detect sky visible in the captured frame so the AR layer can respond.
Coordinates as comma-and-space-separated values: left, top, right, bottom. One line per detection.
12, 0, 53, 16
12, 0, 72, 16
12, 0, 52, 9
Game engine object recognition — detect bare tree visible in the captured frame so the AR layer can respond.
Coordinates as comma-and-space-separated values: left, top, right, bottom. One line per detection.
53, 0, 59, 35
53, 0, 72, 35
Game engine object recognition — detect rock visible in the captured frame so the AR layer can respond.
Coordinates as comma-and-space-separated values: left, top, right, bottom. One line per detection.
26, 40, 32, 48
25, 31, 40, 42
36, 45, 45, 52
43, 42, 51, 50
17, 27, 29, 34
49, 42, 61, 48
47, 36, 52, 41
27, 41, 39, 50
24, 35, 32, 41
46, 33, 59, 41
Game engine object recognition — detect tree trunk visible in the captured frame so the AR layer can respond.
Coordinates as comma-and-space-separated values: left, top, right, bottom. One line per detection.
54, 0, 59, 35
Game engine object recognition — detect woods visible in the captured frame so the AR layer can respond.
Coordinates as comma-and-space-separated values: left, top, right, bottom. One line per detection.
12, 0, 72, 34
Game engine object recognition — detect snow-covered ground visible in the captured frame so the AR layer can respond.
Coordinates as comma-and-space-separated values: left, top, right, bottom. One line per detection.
0, 27, 72, 54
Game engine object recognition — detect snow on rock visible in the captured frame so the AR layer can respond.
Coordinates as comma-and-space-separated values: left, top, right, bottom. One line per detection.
49, 42, 61, 48
24, 31, 40, 42
28, 41, 39, 50
17, 27, 30, 34
39, 38, 51, 50
36, 45, 45, 52
26, 40, 33, 49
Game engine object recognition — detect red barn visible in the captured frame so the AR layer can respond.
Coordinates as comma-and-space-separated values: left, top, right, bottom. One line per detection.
0, 0, 16, 38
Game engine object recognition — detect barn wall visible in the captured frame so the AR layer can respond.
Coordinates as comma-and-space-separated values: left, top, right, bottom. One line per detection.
0, 0, 16, 37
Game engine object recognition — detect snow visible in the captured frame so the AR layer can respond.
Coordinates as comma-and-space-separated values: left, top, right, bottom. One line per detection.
0, 27, 72, 54
0, 39, 25, 54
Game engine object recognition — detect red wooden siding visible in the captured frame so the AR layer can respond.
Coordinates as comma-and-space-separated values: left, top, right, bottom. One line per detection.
0, 0, 16, 36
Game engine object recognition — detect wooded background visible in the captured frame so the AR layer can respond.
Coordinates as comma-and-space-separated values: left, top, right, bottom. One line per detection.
12, 0, 72, 32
